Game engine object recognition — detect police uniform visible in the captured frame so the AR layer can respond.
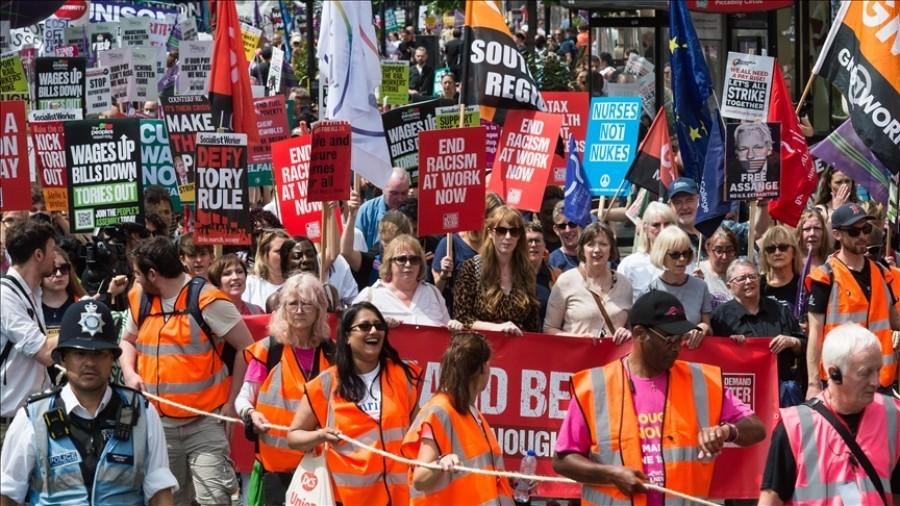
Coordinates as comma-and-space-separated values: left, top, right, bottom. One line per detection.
0, 300, 177, 505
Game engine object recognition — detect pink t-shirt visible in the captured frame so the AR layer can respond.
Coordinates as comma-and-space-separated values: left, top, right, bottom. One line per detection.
245, 347, 317, 381
555, 365, 753, 506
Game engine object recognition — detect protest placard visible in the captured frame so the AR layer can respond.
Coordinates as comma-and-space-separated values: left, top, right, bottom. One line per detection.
583, 97, 642, 196
379, 61, 409, 106
543, 91, 588, 185
249, 95, 290, 166
29, 108, 82, 122
0, 21, 9, 52
382, 98, 441, 183
85, 67, 111, 116
31, 120, 69, 212
42, 18, 68, 56
240, 23, 262, 62
435, 104, 479, 130
161, 94, 215, 203
64, 25, 85, 55
141, 119, 181, 212
178, 16, 198, 43
725, 122, 781, 200
308, 121, 352, 202
418, 126, 485, 235
177, 40, 212, 95
65, 118, 143, 231
248, 164, 274, 187
0, 100, 30, 211
721, 52, 775, 122
35, 57, 85, 111
54, 45, 79, 57
120, 16, 151, 47
194, 132, 250, 245
272, 135, 336, 242
0, 52, 30, 103
87, 22, 118, 62
267, 46, 283, 95
489, 110, 563, 211
129, 46, 158, 102
99, 48, 132, 103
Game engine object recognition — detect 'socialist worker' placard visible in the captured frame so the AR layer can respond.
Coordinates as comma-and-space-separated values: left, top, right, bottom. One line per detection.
194, 132, 250, 246
583, 97, 642, 196
721, 52, 775, 122
725, 122, 781, 201
418, 126, 486, 236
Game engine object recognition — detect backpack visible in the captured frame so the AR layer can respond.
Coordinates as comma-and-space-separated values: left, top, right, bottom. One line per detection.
137, 276, 236, 374
1, 274, 45, 367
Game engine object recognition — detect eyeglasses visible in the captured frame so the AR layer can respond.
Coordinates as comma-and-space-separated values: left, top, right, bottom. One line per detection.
666, 250, 693, 260
647, 327, 686, 345
493, 226, 523, 238
711, 247, 735, 256
49, 264, 71, 276
351, 321, 387, 333
764, 244, 791, 254
729, 273, 759, 284
391, 255, 421, 265
554, 221, 579, 231
838, 224, 873, 237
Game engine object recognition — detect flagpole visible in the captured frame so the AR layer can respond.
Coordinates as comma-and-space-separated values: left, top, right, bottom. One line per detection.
795, 74, 816, 116
600, 179, 628, 222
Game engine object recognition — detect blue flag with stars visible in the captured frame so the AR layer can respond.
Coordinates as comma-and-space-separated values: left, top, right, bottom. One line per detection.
669, 0, 714, 181
695, 112, 729, 237
564, 136, 593, 228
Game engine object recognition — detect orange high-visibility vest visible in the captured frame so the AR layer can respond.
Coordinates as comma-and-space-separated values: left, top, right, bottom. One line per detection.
127, 281, 232, 418
571, 359, 723, 506
806, 257, 898, 387
400, 392, 515, 505
780, 393, 899, 505
890, 266, 900, 313
245, 338, 331, 473
303, 360, 419, 505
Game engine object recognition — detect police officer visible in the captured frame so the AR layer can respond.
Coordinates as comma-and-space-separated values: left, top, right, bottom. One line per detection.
0, 300, 177, 505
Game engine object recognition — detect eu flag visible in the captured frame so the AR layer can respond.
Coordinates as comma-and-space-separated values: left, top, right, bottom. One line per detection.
564, 136, 593, 227
669, 0, 714, 181
695, 112, 729, 237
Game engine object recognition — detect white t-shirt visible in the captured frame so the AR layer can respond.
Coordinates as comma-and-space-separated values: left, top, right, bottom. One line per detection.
242, 275, 283, 310
327, 255, 359, 308
353, 281, 450, 326
357, 364, 381, 421
616, 251, 661, 301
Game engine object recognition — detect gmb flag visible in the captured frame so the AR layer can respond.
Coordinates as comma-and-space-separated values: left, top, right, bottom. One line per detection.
462, 0, 545, 125
812, 0, 899, 171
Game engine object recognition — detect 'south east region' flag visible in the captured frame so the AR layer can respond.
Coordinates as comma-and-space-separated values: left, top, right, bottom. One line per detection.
811, 118, 893, 205
318, 0, 392, 188
461, 0, 545, 125
625, 108, 676, 199
209, 0, 259, 145
812, 0, 899, 171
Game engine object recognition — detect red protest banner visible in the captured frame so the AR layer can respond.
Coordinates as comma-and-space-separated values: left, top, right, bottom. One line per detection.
0, 100, 30, 212
489, 110, 563, 212
249, 95, 290, 165
271, 135, 341, 241
418, 126, 486, 236
543, 92, 589, 186
30, 121, 69, 212
308, 120, 351, 203
194, 132, 251, 245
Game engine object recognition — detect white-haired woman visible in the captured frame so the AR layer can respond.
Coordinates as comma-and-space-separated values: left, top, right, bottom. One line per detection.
616, 201, 677, 300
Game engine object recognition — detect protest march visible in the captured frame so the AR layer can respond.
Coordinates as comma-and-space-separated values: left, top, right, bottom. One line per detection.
1, 0, 899, 505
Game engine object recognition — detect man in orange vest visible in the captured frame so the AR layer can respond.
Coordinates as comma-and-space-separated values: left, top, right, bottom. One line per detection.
759, 323, 900, 505
552, 291, 766, 505
805, 203, 900, 400
119, 237, 254, 506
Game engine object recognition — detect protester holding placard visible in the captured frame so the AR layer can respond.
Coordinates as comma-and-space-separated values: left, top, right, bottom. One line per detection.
356, 168, 410, 250
697, 227, 739, 310
617, 202, 677, 301
452, 206, 541, 335
244, 229, 290, 310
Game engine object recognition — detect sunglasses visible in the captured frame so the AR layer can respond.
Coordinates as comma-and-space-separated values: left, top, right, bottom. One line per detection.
764, 244, 791, 254
49, 264, 71, 276
667, 250, 693, 260
391, 255, 421, 265
838, 224, 873, 237
493, 226, 523, 238
351, 321, 387, 333
554, 221, 579, 231
647, 327, 686, 345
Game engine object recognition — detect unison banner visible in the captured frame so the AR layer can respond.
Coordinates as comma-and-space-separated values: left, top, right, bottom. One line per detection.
194, 132, 250, 245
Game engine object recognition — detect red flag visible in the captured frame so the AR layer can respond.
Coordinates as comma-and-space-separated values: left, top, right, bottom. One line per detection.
208, 0, 259, 145
624, 108, 676, 196
767, 63, 815, 226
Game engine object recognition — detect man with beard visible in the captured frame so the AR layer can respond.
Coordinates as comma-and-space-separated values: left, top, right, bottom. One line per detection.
0, 300, 177, 505
805, 203, 900, 400
552, 291, 765, 504
0, 219, 58, 446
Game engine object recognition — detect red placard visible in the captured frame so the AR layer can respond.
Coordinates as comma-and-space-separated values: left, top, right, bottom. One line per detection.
417, 126, 486, 236
686, 0, 792, 12
249, 95, 290, 165
308, 121, 351, 202
0, 101, 30, 212
31, 121, 69, 212
271, 135, 341, 241
489, 110, 563, 212
543, 92, 589, 186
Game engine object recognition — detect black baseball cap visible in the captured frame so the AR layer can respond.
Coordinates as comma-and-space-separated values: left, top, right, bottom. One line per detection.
628, 290, 698, 335
831, 203, 873, 229
667, 177, 699, 199
53, 300, 121, 361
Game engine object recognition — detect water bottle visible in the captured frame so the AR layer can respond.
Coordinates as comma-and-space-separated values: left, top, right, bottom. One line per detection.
513, 450, 537, 504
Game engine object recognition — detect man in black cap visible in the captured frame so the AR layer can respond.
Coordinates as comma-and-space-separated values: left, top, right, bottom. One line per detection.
553, 290, 765, 503
805, 203, 900, 400
0, 300, 177, 505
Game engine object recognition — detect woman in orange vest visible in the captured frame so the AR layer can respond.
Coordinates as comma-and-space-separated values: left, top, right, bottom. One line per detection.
235, 273, 333, 505
401, 332, 515, 505
287, 301, 420, 505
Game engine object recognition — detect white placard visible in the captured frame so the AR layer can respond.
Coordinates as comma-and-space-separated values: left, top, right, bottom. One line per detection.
85, 67, 111, 115
177, 40, 212, 95
267, 47, 284, 96
721, 51, 775, 122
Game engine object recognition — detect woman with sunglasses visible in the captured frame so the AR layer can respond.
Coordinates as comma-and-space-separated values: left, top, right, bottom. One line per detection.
759, 226, 803, 309
40, 248, 86, 328
616, 202, 677, 300
401, 332, 515, 504
697, 227, 738, 310
453, 206, 541, 335
646, 226, 712, 348
288, 302, 420, 505
341, 189, 413, 290
353, 234, 450, 326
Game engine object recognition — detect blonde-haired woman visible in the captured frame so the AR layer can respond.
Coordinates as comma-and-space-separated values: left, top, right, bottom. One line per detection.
760, 225, 803, 309
453, 206, 540, 335
235, 273, 333, 505
353, 234, 450, 326
244, 228, 291, 309
646, 226, 711, 348
795, 208, 831, 270
616, 201, 677, 300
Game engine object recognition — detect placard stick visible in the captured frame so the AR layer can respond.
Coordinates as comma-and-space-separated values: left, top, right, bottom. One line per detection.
600, 179, 628, 222
747, 202, 758, 258
795, 73, 815, 115
320, 205, 328, 282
